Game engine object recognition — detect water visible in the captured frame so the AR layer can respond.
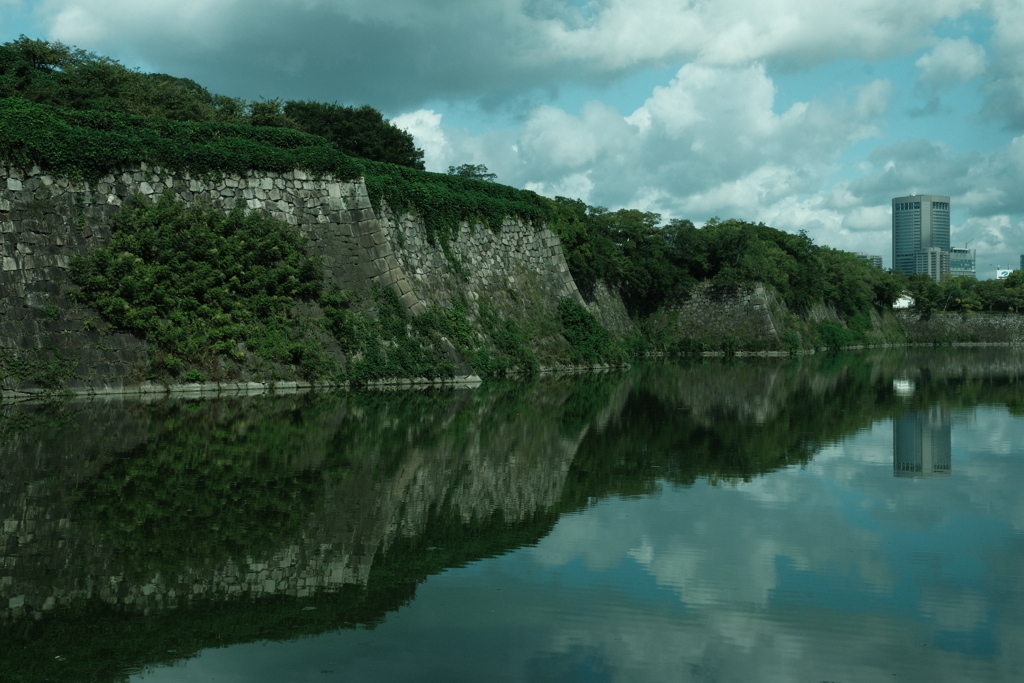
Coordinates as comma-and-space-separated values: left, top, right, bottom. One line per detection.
3, 349, 1024, 682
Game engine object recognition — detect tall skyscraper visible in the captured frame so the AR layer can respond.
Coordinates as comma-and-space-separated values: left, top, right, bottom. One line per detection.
892, 194, 951, 282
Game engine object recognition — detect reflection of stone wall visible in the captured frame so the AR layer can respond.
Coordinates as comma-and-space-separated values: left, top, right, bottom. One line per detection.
0, 379, 606, 622
642, 360, 795, 425
890, 347, 1024, 381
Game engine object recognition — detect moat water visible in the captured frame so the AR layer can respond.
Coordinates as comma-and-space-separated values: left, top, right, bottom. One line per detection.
3, 349, 1024, 683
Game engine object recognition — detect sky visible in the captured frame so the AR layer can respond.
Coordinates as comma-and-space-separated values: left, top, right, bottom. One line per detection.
4, 1, 1024, 274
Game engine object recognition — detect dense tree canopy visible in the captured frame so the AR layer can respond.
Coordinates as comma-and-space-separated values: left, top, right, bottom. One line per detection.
549, 199, 906, 321
285, 100, 424, 169
0, 37, 424, 168
447, 164, 497, 181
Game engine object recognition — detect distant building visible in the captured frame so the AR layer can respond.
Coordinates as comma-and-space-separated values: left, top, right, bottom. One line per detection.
855, 252, 883, 268
915, 247, 949, 283
893, 292, 915, 309
892, 194, 951, 282
1020, 255, 1023, 272
949, 247, 976, 278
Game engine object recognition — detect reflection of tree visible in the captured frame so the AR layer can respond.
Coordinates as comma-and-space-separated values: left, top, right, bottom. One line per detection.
0, 378, 606, 683
7, 349, 1024, 682
560, 356, 904, 510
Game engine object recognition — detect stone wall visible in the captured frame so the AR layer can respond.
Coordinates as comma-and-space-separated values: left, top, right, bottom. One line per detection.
377, 206, 582, 314
645, 283, 782, 348
898, 310, 1024, 344
1, 164, 582, 394
582, 281, 637, 340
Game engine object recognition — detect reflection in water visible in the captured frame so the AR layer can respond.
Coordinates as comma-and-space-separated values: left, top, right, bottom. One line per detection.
2, 348, 1024, 682
894, 406, 952, 477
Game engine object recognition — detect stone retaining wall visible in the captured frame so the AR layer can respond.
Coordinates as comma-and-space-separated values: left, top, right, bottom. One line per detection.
897, 310, 1024, 343
377, 204, 582, 319
646, 282, 782, 348
1, 164, 580, 393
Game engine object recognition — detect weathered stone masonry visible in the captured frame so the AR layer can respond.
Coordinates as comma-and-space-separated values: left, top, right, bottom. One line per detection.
647, 283, 782, 347
1, 164, 582, 392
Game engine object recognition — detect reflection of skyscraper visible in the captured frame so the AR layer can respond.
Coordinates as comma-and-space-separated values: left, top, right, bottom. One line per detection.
893, 406, 952, 478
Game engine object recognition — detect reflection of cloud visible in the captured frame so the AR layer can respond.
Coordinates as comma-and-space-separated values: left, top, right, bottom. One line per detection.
920, 586, 988, 632
527, 405, 1024, 676
137, 399, 1024, 683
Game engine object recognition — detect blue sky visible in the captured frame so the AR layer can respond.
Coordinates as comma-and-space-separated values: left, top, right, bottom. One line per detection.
4, 1, 1024, 273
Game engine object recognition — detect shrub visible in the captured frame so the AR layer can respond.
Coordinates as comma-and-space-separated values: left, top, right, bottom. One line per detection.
70, 193, 327, 377
558, 297, 613, 364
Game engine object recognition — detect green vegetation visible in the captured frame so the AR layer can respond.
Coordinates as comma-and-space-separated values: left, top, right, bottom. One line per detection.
557, 297, 616, 365
0, 344, 77, 392
0, 37, 555, 250
0, 36, 422, 168
284, 100, 424, 169
904, 270, 1024, 316
63, 193, 622, 382
550, 199, 906, 341
0, 96, 361, 183
69, 193, 328, 380
324, 282, 457, 382
447, 163, 497, 181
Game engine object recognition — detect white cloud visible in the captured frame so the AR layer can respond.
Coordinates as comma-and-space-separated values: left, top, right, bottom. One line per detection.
983, 0, 1024, 128
29, 0, 985, 112
524, 172, 595, 203
542, 0, 983, 70
392, 108, 447, 170
842, 205, 892, 233
916, 37, 987, 90
389, 62, 900, 257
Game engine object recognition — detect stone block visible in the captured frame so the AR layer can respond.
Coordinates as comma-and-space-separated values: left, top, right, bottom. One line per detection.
400, 290, 420, 310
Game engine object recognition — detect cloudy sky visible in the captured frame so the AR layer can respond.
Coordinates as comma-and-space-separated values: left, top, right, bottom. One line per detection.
4, 1, 1024, 273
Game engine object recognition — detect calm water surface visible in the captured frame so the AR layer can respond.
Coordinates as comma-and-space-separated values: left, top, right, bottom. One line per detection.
3, 349, 1024, 682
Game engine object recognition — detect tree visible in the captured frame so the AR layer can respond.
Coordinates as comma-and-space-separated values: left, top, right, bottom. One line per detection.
284, 100, 425, 168
446, 164, 497, 181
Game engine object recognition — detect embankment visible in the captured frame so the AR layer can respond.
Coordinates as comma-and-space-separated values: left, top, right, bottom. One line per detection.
1, 164, 588, 396
897, 310, 1024, 344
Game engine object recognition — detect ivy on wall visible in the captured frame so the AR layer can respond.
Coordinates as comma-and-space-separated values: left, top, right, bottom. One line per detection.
68, 193, 328, 379
0, 98, 555, 247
